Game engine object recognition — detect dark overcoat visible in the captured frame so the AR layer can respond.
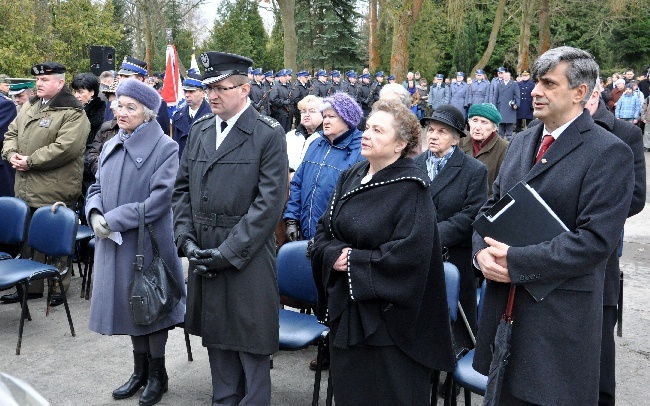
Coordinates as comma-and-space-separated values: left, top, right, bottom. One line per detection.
495, 80, 521, 124
85, 120, 186, 336
171, 99, 211, 159
516, 79, 535, 120
459, 134, 509, 191
414, 148, 488, 332
0, 95, 17, 197
472, 110, 634, 405
311, 159, 455, 372
172, 106, 288, 355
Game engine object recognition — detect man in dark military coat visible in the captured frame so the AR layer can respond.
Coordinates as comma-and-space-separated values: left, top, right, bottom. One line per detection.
172, 52, 288, 405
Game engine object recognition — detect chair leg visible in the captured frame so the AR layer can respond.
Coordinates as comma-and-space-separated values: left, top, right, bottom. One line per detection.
443, 373, 453, 406
431, 370, 441, 405
326, 370, 333, 406
80, 257, 88, 299
312, 333, 326, 406
16, 283, 31, 355
84, 260, 93, 300
464, 388, 471, 406
184, 330, 193, 361
56, 274, 76, 338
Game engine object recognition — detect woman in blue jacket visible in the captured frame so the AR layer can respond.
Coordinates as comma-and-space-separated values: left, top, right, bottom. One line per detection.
284, 92, 364, 242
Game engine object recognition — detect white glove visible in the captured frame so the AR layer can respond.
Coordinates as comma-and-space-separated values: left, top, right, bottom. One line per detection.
90, 213, 111, 239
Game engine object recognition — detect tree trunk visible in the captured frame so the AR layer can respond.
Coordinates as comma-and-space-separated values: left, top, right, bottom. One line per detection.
389, 0, 423, 81
517, 0, 534, 73
471, 0, 507, 73
538, 0, 551, 55
368, 0, 379, 71
141, 0, 154, 75
277, 0, 297, 72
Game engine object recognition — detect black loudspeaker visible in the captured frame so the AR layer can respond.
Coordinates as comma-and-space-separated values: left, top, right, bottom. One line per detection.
89, 45, 115, 76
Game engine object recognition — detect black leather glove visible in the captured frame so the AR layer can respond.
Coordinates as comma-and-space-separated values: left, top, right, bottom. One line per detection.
182, 239, 200, 259
285, 219, 300, 242
190, 249, 233, 277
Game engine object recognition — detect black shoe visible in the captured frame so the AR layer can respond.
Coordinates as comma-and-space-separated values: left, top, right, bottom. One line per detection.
49, 293, 64, 307
0, 291, 43, 304
113, 352, 149, 400
139, 356, 168, 406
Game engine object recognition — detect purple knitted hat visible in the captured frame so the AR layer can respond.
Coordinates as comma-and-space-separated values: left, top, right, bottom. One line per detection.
320, 92, 363, 129
116, 79, 162, 113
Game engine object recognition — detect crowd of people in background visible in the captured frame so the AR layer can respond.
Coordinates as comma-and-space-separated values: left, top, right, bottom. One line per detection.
0, 49, 647, 405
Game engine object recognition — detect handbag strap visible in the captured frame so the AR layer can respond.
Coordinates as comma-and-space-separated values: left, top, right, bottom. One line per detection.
503, 285, 517, 323
135, 203, 145, 272
147, 224, 161, 257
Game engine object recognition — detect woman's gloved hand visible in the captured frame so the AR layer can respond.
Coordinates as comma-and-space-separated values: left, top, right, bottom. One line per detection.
90, 212, 111, 239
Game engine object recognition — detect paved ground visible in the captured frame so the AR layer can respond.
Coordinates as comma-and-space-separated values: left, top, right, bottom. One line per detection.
2, 154, 650, 405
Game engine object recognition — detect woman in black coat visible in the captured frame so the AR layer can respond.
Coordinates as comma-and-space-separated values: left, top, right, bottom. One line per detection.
71, 73, 107, 203
311, 100, 455, 405
414, 105, 488, 337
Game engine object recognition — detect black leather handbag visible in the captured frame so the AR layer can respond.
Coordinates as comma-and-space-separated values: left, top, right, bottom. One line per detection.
129, 203, 181, 326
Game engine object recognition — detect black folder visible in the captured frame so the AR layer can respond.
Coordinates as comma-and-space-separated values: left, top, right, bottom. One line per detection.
472, 181, 569, 301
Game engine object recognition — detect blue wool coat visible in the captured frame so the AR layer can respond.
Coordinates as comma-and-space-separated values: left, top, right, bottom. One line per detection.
449, 82, 469, 119
85, 120, 185, 336
465, 80, 490, 106
0, 95, 17, 197
516, 79, 535, 120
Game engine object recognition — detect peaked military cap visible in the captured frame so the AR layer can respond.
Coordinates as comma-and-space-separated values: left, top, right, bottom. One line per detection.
252, 68, 263, 75
118, 56, 147, 76
497, 67, 506, 73
346, 70, 357, 78
331, 70, 341, 77
375, 71, 385, 77
199, 51, 253, 85
9, 81, 35, 95
316, 70, 327, 77
264, 70, 274, 78
456, 72, 465, 77
435, 74, 444, 79
297, 70, 309, 77
285, 69, 293, 76
475, 69, 485, 75
359, 73, 370, 79
182, 72, 206, 90
387, 74, 395, 80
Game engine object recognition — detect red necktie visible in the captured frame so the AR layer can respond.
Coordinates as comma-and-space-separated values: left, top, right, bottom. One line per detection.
535, 134, 554, 164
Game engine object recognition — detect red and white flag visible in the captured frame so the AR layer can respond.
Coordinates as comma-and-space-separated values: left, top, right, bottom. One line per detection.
161, 44, 183, 106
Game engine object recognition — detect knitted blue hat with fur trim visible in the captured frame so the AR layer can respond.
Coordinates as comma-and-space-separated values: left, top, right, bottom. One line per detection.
116, 79, 162, 113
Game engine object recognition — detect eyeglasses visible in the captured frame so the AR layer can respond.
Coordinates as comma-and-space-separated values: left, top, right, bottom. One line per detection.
299, 109, 319, 115
206, 83, 244, 94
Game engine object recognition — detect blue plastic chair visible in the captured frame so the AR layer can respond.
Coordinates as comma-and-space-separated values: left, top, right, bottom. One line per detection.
277, 241, 329, 406
0, 197, 30, 260
448, 280, 488, 406
0, 203, 78, 354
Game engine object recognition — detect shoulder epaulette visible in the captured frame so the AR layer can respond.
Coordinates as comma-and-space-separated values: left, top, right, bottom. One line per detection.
193, 113, 214, 124
259, 115, 280, 129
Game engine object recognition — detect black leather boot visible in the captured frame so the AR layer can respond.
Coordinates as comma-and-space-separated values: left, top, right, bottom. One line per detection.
112, 351, 149, 399
139, 356, 168, 406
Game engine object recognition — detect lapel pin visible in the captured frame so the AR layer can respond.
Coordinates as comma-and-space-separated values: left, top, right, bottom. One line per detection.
541, 158, 547, 164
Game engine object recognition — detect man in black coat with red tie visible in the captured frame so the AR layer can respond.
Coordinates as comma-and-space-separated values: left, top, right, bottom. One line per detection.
473, 46, 635, 405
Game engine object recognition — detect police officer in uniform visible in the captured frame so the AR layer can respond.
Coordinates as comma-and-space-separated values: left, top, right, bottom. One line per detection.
249, 68, 265, 114
341, 70, 358, 100
329, 70, 342, 93
465, 69, 490, 107
293, 70, 311, 127
515, 70, 535, 132
310, 70, 331, 97
172, 72, 210, 159
172, 51, 287, 405
366, 71, 385, 109
270, 69, 295, 132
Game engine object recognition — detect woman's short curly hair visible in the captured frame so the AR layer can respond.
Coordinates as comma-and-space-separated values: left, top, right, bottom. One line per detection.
368, 100, 420, 158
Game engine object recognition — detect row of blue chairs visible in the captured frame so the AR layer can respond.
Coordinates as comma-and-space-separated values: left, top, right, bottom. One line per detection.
0, 197, 77, 355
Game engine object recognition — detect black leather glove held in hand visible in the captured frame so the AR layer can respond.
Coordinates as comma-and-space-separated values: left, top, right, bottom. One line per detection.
285, 219, 300, 242
190, 248, 233, 276
182, 239, 201, 259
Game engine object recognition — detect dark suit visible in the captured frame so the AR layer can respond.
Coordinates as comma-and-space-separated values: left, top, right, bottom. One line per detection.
415, 147, 488, 335
472, 110, 634, 405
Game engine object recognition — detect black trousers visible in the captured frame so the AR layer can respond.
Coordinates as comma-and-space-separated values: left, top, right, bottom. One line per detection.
599, 305, 618, 406
330, 342, 431, 406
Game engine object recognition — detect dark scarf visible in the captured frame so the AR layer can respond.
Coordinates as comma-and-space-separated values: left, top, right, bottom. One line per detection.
472, 132, 496, 156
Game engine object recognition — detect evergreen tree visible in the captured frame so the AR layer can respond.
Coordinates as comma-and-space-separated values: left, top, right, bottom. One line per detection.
295, 0, 364, 71
201, 0, 269, 68
266, 7, 285, 72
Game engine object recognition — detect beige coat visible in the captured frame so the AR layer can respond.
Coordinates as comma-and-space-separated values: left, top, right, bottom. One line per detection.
2, 86, 89, 207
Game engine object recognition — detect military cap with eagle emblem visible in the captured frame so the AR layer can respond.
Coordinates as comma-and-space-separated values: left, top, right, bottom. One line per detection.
199, 52, 253, 85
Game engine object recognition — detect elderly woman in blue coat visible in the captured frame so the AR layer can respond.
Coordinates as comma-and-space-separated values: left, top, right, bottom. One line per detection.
414, 105, 488, 338
283, 92, 365, 242
86, 79, 185, 406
